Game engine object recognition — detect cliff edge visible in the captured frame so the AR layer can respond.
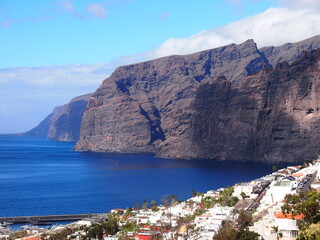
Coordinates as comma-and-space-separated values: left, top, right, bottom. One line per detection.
25, 93, 92, 142
74, 36, 320, 162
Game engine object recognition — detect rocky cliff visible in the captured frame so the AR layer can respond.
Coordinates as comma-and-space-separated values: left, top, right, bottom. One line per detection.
260, 35, 320, 67
25, 93, 92, 142
190, 50, 320, 162
75, 36, 320, 162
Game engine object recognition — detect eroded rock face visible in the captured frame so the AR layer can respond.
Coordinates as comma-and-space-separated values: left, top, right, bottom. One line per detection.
260, 35, 320, 68
75, 40, 267, 154
25, 93, 92, 142
75, 36, 320, 162
189, 50, 320, 162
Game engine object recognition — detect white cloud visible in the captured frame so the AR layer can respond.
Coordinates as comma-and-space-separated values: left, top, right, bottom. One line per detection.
0, 64, 115, 87
87, 3, 107, 19
279, 0, 320, 9
61, 1, 73, 12
0, 63, 119, 133
60, 0, 84, 19
3, 0, 320, 133
147, 7, 320, 59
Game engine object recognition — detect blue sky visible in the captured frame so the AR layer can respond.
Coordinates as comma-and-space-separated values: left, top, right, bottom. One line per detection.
1, 0, 320, 133
1, 0, 276, 68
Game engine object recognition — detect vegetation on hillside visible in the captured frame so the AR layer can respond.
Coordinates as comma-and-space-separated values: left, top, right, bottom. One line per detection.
213, 210, 259, 240
281, 190, 320, 240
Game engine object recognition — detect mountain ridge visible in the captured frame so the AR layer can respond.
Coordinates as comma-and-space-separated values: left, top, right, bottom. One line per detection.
74, 35, 320, 162
75, 39, 266, 154
25, 35, 320, 162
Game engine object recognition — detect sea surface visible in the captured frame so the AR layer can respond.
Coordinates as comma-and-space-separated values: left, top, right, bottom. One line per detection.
0, 135, 288, 217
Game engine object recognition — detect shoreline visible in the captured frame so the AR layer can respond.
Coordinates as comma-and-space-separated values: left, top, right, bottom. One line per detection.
2, 160, 320, 239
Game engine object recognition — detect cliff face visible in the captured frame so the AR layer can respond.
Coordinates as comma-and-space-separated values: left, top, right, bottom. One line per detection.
190, 50, 320, 162
25, 93, 92, 142
260, 35, 320, 67
75, 39, 268, 153
75, 36, 320, 162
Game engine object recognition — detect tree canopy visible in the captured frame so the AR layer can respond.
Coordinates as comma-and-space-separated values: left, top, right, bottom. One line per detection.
282, 191, 320, 226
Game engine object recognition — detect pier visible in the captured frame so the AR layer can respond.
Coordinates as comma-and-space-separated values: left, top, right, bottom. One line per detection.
0, 214, 103, 224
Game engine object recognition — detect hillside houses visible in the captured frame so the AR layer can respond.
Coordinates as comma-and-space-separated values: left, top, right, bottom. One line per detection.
252, 203, 305, 238
194, 206, 235, 240
252, 160, 320, 239
5, 160, 320, 240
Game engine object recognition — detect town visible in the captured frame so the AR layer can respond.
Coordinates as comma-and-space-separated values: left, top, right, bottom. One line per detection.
1, 160, 320, 240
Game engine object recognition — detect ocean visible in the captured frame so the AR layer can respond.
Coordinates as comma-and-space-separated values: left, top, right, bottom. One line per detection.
0, 135, 287, 217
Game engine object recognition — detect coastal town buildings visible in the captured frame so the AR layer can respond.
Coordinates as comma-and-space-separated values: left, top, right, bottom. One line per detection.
194, 206, 235, 239
233, 182, 258, 199
252, 204, 304, 239
3, 160, 320, 240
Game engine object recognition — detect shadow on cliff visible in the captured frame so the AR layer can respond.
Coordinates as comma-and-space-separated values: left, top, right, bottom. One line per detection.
190, 50, 320, 163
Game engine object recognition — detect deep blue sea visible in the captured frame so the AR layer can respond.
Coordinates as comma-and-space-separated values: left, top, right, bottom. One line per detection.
0, 135, 287, 218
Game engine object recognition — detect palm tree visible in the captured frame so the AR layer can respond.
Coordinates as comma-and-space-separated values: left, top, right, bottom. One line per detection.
271, 225, 283, 240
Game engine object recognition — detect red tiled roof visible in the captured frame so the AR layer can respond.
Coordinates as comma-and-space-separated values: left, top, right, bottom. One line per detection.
274, 211, 305, 220
21, 236, 41, 240
292, 172, 304, 177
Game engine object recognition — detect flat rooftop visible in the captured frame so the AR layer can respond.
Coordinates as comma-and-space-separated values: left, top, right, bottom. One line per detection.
274, 181, 291, 187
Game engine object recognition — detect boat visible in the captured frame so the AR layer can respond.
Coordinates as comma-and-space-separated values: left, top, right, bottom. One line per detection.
0, 225, 11, 233
2, 220, 13, 225
21, 225, 31, 230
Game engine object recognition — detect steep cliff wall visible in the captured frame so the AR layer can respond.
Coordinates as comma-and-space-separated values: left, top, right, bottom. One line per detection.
260, 35, 320, 67
75, 40, 268, 153
189, 50, 320, 162
25, 93, 92, 142
75, 36, 320, 162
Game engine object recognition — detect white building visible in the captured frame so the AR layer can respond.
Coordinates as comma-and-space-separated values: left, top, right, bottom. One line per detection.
233, 182, 257, 199
75, 219, 94, 227
311, 179, 320, 190
194, 207, 234, 240
104, 235, 120, 240
270, 210, 303, 238
253, 204, 304, 239
265, 180, 296, 204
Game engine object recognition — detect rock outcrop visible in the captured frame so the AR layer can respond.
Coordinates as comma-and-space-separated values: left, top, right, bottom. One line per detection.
260, 35, 320, 67
190, 50, 320, 162
75, 36, 320, 162
75, 39, 267, 153
25, 93, 92, 142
